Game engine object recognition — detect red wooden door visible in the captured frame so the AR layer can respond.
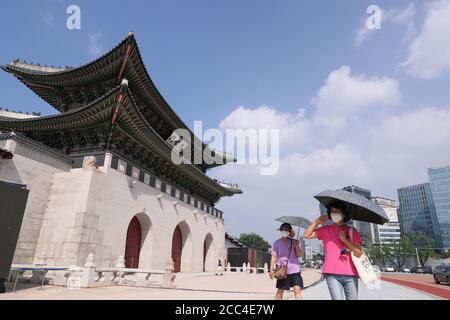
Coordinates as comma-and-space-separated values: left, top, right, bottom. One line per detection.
124, 217, 141, 268
249, 248, 255, 267
172, 226, 182, 272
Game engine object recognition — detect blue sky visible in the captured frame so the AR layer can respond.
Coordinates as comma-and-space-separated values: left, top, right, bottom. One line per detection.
1, 0, 448, 123
1, 0, 450, 245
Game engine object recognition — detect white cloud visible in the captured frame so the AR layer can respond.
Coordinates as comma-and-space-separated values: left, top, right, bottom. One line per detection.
219, 106, 311, 154
401, 0, 450, 79
356, 3, 416, 47
212, 144, 370, 244
311, 66, 402, 132
88, 32, 104, 58
368, 107, 450, 176
355, 23, 372, 47
215, 104, 450, 244
215, 66, 402, 166
390, 3, 416, 25
211, 66, 450, 245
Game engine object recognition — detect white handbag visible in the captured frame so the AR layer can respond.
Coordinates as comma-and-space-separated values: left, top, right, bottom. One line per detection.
349, 227, 378, 286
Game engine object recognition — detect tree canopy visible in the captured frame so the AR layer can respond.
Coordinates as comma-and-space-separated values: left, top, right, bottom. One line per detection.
405, 231, 436, 266
237, 233, 271, 252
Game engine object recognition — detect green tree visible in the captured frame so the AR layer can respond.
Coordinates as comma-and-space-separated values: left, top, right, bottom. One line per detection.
312, 253, 324, 261
382, 236, 415, 268
438, 250, 450, 259
237, 233, 271, 252
365, 243, 385, 265
405, 231, 436, 266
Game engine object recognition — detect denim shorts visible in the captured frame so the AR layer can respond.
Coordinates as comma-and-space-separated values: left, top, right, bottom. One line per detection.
324, 274, 359, 300
276, 272, 304, 290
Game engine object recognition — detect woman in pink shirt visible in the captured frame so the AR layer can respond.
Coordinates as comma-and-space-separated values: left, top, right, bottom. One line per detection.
303, 200, 363, 300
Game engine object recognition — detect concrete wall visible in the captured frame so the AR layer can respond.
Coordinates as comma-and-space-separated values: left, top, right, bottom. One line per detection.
0, 153, 68, 264
1, 134, 226, 272
34, 160, 225, 272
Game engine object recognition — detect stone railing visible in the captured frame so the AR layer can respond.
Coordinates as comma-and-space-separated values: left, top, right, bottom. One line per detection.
66, 254, 176, 289
10, 254, 176, 289
225, 262, 269, 274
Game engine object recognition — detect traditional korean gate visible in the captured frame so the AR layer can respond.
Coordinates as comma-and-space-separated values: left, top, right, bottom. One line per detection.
172, 226, 182, 272
124, 217, 141, 268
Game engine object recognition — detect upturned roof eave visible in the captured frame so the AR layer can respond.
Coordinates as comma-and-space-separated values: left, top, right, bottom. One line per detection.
1, 34, 233, 169
0, 84, 234, 197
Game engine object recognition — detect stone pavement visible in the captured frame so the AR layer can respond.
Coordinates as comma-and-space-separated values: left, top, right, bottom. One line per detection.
0, 269, 322, 300
0, 270, 441, 300
299, 277, 439, 300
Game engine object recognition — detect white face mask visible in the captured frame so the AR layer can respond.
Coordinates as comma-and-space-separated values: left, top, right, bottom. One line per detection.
330, 213, 343, 223
281, 231, 290, 238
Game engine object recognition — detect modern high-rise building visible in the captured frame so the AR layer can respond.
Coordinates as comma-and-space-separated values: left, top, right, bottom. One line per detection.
343, 186, 373, 244
428, 164, 450, 249
371, 197, 401, 246
397, 183, 442, 247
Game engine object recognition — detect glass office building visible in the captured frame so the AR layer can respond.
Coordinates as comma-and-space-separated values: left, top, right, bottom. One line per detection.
428, 164, 450, 249
343, 186, 373, 244
371, 197, 401, 246
397, 183, 442, 247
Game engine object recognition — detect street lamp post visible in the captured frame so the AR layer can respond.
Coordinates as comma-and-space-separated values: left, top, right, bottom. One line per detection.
415, 247, 421, 267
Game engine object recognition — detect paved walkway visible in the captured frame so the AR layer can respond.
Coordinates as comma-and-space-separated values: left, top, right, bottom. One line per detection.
0, 269, 322, 300
300, 278, 439, 300
381, 274, 450, 300
0, 270, 443, 300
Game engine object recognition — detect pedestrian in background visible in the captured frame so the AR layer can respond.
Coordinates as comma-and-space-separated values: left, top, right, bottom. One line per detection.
269, 223, 303, 300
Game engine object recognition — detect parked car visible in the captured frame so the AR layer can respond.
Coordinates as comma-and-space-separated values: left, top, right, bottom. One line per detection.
411, 266, 423, 273
423, 266, 433, 274
411, 266, 433, 274
372, 265, 381, 273
433, 265, 450, 285
399, 267, 411, 273
381, 265, 396, 272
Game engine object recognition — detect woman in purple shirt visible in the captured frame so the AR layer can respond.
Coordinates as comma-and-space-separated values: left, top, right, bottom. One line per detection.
269, 223, 303, 300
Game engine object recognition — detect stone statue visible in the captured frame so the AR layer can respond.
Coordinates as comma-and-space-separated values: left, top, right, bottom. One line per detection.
162, 258, 176, 288
84, 253, 96, 268
83, 156, 99, 170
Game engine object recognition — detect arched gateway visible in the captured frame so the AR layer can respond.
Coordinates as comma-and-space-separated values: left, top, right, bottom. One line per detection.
171, 225, 182, 272
124, 216, 141, 268
203, 233, 215, 272
171, 222, 192, 272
